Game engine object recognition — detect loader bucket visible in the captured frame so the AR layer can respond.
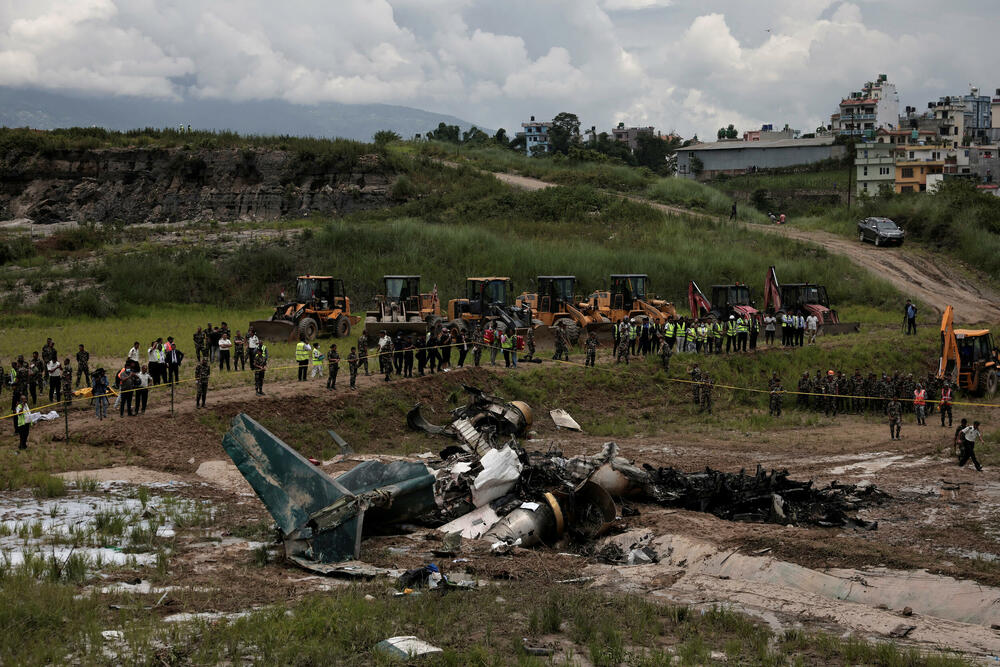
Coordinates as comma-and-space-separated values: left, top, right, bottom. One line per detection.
585, 321, 616, 346
364, 319, 427, 339
531, 323, 556, 349
819, 322, 861, 336
250, 319, 298, 343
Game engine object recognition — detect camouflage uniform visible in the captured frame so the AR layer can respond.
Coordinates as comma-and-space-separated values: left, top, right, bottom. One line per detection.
193, 329, 206, 362
690, 366, 702, 405
851, 372, 865, 414
195, 359, 210, 407
585, 334, 599, 367
615, 333, 630, 365
472, 325, 484, 367
553, 325, 570, 361
699, 376, 713, 414
75, 348, 90, 388
61, 364, 73, 403
253, 350, 266, 395
769, 384, 784, 417
797, 373, 810, 409
824, 375, 837, 417
812, 371, 824, 410
358, 332, 371, 376
658, 340, 672, 372
327, 346, 340, 390
526, 329, 536, 361
347, 350, 358, 389
887, 398, 902, 439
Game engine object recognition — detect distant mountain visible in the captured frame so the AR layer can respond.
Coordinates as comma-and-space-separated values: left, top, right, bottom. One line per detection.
0, 87, 489, 141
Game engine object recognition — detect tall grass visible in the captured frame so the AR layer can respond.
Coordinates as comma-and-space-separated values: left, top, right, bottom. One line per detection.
644, 178, 767, 222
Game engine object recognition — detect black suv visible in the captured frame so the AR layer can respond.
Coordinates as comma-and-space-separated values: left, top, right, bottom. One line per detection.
858, 217, 904, 247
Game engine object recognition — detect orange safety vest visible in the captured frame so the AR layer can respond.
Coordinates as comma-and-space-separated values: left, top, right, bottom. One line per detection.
941, 388, 952, 405
913, 389, 926, 406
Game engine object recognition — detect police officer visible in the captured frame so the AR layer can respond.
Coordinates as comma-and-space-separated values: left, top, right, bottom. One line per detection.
585, 331, 599, 367
195, 359, 210, 408
295, 337, 310, 382
327, 344, 340, 390
347, 347, 359, 390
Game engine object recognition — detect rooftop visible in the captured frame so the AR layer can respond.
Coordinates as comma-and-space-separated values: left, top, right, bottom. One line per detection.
676, 136, 835, 153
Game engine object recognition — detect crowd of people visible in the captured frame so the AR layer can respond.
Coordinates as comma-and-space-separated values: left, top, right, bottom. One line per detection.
2, 310, 986, 469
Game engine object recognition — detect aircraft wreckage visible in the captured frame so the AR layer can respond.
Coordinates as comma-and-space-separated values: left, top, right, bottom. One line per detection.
222, 387, 886, 568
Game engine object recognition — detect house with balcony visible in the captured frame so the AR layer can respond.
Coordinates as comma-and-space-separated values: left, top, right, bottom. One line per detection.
830, 74, 899, 137
611, 123, 655, 152
520, 116, 552, 155
855, 142, 895, 196
894, 145, 946, 193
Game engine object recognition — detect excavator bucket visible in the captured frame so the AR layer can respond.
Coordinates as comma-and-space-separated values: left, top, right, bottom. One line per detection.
764, 267, 781, 313
249, 319, 298, 343
688, 281, 712, 318
938, 305, 959, 380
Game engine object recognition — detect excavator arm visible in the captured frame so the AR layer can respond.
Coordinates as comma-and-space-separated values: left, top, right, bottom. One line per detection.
635, 299, 665, 323
938, 305, 960, 381
688, 281, 712, 319
764, 266, 782, 313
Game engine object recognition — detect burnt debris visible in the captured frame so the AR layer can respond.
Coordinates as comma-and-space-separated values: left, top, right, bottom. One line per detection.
222, 389, 885, 569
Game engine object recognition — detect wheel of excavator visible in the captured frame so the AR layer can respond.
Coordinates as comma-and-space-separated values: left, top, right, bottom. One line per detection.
298, 317, 319, 341
986, 369, 998, 398
562, 322, 581, 346
335, 314, 351, 338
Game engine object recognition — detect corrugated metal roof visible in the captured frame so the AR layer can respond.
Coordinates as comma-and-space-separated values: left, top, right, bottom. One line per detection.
676, 137, 836, 152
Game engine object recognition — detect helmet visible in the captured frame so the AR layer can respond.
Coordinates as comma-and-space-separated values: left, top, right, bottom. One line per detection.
827, 370, 835, 375
729, 315, 735, 320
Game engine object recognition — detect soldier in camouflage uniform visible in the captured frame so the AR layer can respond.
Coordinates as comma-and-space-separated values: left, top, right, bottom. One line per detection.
699, 374, 713, 414
797, 372, 810, 409
812, 370, 824, 410
61, 358, 73, 404
347, 347, 358, 390
864, 373, 877, 414
358, 331, 371, 376
525, 328, 536, 362
253, 349, 266, 395
472, 325, 484, 367
901, 373, 915, 413
689, 364, 702, 406
327, 344, 340, 390
823, 371, 837, 417
925, 372, 939, 417
553, 322, 570, 361
29, 353, 44, 405
769, 381, 784, 417
195, 358, 210, 408
880, 373, 893, 415
585, 331, 599, 367
835, 371, 848, 414
75, 344, 91, 389
659, 337, 672, 372
850, 370, 865, 414
193, 327, 206, 363
887, 395, 902, 439
615, 330, 630, 365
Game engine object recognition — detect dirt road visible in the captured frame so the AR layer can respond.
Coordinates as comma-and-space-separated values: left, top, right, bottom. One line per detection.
486, 167, 1000, 323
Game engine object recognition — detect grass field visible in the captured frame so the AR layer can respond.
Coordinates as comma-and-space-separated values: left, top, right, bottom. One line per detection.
711, 168, 851, 193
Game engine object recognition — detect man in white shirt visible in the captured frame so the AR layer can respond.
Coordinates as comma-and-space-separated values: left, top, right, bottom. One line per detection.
136, 365, 152, 414
128, 342, 141, 364
806, 314, 819, 345
763, 314, 776, 346
46, 358, 62, 402
218, 333, 233, 372
958, 421, 984, 471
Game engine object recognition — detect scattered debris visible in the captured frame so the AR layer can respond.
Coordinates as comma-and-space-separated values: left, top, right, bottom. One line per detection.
550, 409, 581, 431
889, 624, 917, 638
327, 429, 353, 455
375, 636, 442, 660
902, 606, 913, 616
407, 385, 532, 456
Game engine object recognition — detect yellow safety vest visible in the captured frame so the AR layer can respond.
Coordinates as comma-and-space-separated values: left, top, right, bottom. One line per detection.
295, 342, 308, 361
16, 404, 28, 427
737, 318, 748, 333
501, 335, 513, 350
665, 322, 675, 337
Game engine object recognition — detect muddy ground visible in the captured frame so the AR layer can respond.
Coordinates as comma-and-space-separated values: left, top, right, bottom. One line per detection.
11, 355, 1000, 661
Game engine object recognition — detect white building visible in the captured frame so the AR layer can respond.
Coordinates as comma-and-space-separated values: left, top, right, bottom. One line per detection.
830, 74, 899, 138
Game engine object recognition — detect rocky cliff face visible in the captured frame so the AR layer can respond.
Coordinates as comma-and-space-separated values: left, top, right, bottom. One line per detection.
0, 147, 395, 224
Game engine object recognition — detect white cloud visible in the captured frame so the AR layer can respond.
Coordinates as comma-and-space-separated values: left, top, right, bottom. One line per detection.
0, 0, 993, 138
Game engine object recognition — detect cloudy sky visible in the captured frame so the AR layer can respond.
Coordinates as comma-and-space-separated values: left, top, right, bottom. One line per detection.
0, 0, 996, 138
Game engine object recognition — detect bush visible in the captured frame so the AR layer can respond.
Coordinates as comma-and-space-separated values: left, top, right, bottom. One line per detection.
0, 235, 35, 265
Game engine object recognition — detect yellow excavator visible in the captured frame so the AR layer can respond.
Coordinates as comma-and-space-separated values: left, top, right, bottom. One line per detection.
250, 276, 360, 342
938, 305, 999, 397
517, 275, 613, 345
582, 274, 677, 327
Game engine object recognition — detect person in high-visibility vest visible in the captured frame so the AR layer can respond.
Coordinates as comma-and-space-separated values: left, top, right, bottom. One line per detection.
940, 380, 954, 428
15, 393, 30, 451
695, 322, 708, 354
913, 383, 927, 426
664, 319, 676, 352
310, 345, 324, 379
710, 319, 723, 354
295, 338, 311, 382
500, 329, 515, 368
736, 315, 749, 352
725, 315, 737, 354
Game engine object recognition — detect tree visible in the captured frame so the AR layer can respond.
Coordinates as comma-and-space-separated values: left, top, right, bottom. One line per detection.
549, 112, 581, 154
461, 126, 489, 145
426, 122, 460, 143
718, 124, 737, 139
493, 128, 509, 146
634, 134, 678, 173
717, 127, 727, 141
372, 129, 401, 147
508, 134, 526, 152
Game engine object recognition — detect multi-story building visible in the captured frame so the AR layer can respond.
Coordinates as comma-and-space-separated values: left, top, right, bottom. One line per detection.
855, 142, 895, 196
611, 123, 655, 152
932, 99, 967, 150
520, 116, 552, 155
894, 144, 946, 193
830, 74, 899, 138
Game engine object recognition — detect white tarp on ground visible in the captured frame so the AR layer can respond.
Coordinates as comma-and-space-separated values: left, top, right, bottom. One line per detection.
471, 446, 522, 507
550, 409, 581, 431
375, 636, 442, 659
28, 410, 59, 423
